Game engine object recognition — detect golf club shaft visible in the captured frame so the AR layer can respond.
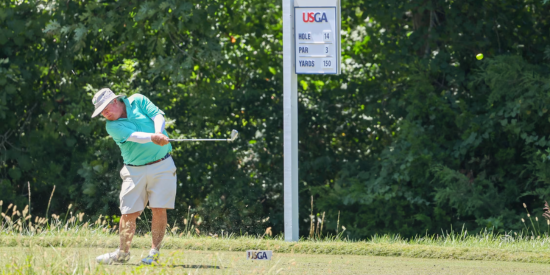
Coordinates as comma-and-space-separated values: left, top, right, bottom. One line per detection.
168, 130, 238, 142
168, 138, 230, 142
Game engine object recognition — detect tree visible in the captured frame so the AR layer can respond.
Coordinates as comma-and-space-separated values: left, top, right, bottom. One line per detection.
315, 0, 550, 237
2, 0, 550, 239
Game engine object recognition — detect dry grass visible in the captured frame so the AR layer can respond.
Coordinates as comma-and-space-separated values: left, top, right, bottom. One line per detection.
2, 199, 550, 273
3, 234, 550, 264
2, 247, 550, 274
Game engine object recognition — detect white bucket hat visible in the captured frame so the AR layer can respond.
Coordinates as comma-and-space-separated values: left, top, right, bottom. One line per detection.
91, 88, 126, 118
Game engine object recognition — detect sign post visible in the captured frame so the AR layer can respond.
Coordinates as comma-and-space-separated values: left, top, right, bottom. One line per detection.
283, 0, 299, 242
283, 0, 340, 242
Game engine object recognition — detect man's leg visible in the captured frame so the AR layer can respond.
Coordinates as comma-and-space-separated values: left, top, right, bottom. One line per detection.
119, 211, 141, 253
150, 208, 167, 249
96, 210, 141, 264
142, 157, 176, 265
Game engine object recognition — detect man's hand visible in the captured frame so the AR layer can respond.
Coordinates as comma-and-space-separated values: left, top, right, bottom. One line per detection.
151, 133, 169, 146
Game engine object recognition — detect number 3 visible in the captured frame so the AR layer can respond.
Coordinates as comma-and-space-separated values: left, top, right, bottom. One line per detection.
325, 47, 328, 53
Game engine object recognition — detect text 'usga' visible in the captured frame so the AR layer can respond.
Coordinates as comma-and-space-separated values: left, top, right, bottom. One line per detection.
246, 250, 273, 260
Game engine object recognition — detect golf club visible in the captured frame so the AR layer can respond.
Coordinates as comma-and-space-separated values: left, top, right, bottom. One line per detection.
168, 129, 239, 142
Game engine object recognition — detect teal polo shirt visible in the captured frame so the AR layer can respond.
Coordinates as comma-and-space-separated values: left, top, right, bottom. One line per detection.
105, 94, 172, 165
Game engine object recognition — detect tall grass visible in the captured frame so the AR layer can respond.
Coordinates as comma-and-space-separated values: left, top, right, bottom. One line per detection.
3, 198, 550, 275
2, 197, 550, 252
0, 201, 204, 240
2, 197, 550, 275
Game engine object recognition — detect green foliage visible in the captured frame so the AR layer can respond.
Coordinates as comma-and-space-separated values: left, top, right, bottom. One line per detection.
315, 0, 550, 238
1, 0, 281, 235
2, 0, 550, 240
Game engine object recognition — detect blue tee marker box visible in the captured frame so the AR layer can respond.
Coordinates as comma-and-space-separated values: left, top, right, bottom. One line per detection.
246, 250, 273, 260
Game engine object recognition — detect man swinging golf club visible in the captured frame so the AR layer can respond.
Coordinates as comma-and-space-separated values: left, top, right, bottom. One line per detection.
91, 88, 175, 265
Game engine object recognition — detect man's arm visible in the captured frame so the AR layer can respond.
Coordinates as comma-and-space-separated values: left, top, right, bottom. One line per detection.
152, 114, 166, 134
152, 114, 169, 146
126, 131, 169, 146
127, 132, 152, 143
125, 114, 167, 145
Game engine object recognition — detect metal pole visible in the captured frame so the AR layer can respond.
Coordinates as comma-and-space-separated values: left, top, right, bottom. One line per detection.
283, 0, 299, 242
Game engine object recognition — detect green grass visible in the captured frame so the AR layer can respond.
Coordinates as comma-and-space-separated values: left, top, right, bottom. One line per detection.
2, 232, 550, 264
2, 202, 550, 273
2, 247, 550, 274
2, 208, 550, 264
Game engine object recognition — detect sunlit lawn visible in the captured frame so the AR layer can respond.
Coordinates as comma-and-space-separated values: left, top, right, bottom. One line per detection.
2, 247, 550, 274
2, 203, 550, 274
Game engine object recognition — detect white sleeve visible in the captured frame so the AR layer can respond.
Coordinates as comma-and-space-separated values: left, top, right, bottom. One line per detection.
152, 114, 166, 133
126, 132, 152, 143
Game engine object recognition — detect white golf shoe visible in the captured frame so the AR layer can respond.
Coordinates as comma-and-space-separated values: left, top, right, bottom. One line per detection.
96, 249, 131, 264
141, 248, 160, 265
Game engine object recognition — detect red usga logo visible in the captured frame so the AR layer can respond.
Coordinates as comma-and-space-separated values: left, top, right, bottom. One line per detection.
302, 12, 328, 23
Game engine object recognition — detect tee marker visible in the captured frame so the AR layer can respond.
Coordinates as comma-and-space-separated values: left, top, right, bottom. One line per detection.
246, 250, 273, 260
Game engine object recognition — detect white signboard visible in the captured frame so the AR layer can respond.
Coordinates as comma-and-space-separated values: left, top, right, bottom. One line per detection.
246, 250, 273, 260
294, 2, 340, 74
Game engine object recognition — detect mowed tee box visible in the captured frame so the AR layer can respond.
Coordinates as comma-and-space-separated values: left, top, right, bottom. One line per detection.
246, 250, 273, 260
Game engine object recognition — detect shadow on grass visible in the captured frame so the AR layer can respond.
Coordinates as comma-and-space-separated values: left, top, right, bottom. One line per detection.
123, 263, 222, 269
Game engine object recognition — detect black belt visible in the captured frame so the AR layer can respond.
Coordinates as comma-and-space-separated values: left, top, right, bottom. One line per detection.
126, 153, 171, 167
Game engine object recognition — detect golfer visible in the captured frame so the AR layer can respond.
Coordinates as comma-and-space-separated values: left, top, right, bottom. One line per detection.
91, 88, 176, 265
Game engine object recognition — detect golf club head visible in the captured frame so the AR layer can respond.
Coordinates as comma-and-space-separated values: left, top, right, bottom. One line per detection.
230, 129, 239, 142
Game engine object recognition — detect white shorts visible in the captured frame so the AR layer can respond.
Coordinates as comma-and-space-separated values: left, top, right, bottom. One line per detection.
119, 156, 177, 214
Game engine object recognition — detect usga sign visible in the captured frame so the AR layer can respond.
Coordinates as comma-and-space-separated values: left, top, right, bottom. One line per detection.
294, 0, 341, 75
246, 250, 273, 260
